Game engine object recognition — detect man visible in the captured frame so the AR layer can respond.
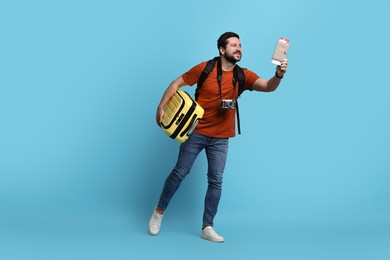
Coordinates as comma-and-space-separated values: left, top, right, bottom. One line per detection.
149, 32, 288, 242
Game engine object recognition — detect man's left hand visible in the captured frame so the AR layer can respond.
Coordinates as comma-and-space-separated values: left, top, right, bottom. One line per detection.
276, 59, 288, 78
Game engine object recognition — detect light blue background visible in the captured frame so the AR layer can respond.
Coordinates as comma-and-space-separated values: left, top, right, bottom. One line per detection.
1, 0, 389, 259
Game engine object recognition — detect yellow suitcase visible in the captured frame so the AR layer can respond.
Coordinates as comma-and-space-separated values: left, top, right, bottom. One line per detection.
160, 89, 204, 143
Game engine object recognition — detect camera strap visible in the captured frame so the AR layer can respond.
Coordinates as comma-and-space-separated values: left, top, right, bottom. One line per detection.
196, 57, 245, 135
216, 59, 241, 135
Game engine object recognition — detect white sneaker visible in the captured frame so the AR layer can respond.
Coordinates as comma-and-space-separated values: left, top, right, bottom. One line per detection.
201, 226, 224, 243
148, 208, 164, 236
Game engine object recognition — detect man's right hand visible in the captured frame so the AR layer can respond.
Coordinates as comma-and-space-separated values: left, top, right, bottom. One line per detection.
156, 107, 165, 126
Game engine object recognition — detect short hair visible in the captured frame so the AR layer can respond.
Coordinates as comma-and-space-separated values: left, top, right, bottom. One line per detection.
217, 32, 240, 51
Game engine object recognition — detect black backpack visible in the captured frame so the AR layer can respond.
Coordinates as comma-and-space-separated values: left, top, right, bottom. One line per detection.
194, 57, 246, 134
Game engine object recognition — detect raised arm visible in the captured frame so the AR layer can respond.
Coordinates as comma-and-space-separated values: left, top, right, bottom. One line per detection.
252, 59, 288, 92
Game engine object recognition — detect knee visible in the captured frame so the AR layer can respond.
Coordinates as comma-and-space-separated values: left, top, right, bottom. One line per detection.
207, 177, 223, 190
169, 167, 189, 182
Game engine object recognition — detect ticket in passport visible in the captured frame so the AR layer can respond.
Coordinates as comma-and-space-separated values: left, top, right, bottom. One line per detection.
272, 37, 290, 65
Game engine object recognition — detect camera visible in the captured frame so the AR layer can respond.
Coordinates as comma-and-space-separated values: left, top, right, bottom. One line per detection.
221, 99, 236, 109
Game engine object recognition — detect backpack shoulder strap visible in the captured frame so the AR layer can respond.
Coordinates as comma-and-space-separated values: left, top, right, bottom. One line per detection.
195, 57, 219, 100
234, 65, 246, 97
233, 65, 246, 135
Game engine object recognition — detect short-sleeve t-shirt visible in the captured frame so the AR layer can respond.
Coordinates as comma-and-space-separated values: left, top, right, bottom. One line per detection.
182, 61, 260, 138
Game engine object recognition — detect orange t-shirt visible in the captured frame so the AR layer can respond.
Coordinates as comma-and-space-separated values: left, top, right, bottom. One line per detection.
182, 61, 260, 138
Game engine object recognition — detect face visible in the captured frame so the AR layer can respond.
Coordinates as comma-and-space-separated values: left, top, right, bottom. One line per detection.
220, 37, 242, 63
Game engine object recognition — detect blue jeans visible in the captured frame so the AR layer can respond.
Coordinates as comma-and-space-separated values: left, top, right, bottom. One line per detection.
157, 132, 229, 227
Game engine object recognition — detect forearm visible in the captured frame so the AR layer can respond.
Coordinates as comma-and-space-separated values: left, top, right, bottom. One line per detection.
158, 83, 179, 110
252, 59, 287, 92
265, 74, 282, 92
252, 75, 281, 92
158, 76, 186, 108
156, 76, 187, 125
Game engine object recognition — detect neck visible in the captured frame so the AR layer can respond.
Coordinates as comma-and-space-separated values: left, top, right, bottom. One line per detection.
220, 56, 236, 71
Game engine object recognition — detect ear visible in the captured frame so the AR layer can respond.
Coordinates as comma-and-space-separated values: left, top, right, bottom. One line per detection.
219, 46, 225, 55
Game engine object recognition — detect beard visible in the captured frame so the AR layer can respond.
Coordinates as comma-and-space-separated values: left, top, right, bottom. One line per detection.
224, 51, 242, 64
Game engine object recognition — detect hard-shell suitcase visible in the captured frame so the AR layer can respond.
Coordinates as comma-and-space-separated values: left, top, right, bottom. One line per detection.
160, 89, 204, 143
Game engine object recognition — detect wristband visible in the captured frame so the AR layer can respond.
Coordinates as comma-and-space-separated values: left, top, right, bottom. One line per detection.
275, 71, 284, 79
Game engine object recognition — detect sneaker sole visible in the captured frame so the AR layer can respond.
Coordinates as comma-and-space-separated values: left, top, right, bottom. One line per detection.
201, 235, 224, 243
